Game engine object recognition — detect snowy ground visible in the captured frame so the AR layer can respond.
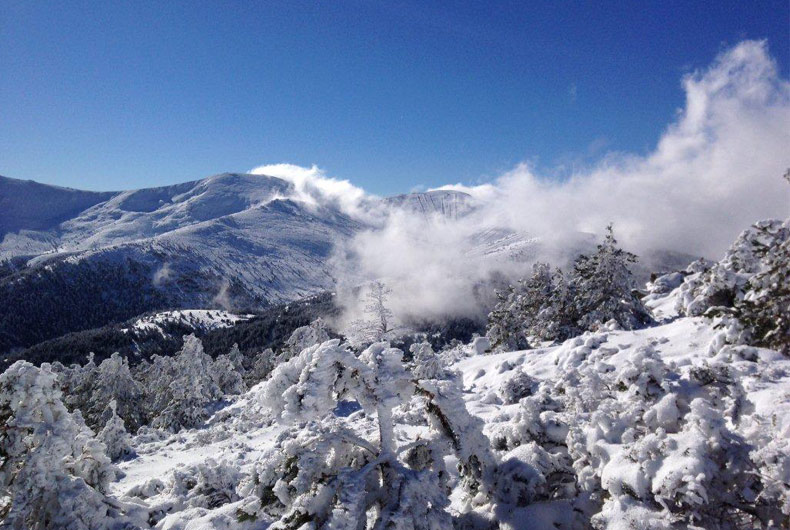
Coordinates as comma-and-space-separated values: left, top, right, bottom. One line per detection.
125, 310, 255, 336
112, 311, 790, 529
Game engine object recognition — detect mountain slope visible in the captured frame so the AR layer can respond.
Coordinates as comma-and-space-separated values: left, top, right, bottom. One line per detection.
383, 189, 476, 220
0, 175, 116, 240
0, 173, 364, 353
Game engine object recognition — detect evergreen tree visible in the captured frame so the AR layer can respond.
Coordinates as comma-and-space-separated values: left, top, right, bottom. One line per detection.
88, 352, 144, 432
570, 225, 652, 331
739, 223, 790, 354
241, 339, 497, 527
151, 335, 222, 432
244, 348, 275, 387
97, 400, 135, 462
282, 318, 330, 360
212, 353, 246, 396
347, 280, 396, 346
0, 361, 128, 528
486, 263, 558, 351
537, 267, 580, 342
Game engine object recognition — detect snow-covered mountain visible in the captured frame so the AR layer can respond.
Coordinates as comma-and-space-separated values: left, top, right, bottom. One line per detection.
0, 175, 116, 241
0, 173, 368, 352
0, 173, 694, 356
383, 189, 477, 220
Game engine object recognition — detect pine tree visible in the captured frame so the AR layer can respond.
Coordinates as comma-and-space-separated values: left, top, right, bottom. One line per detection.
537, 267, 580, 342
244, 348, 275, 387
242, 339, 497, 527
0, 361, 129, 528
739, 224, 790, 354
571, 225, 652, 331
212, 353, 246, 396
282, 318, 331, 360
87, 352, 144, 432
487, 263, 557, 350
347, 281, 395, 346
97, 400, 134, 461
151, 335, 222, 432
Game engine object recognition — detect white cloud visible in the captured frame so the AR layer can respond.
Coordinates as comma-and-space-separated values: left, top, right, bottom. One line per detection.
249, 163, 373, 218
435, 39, 789, 258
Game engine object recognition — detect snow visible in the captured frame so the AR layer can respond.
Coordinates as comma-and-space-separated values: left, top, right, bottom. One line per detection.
126, 310, 254, 335
103, 314, 790, 528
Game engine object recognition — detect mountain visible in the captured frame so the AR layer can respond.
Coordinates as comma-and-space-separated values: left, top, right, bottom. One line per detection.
383, 189, 476, 220
0, 175, 116, 241
0, 173, 364, 353
0, 173, 695, 356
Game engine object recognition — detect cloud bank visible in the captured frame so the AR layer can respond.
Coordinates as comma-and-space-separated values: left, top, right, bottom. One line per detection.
434, 40, 789, 258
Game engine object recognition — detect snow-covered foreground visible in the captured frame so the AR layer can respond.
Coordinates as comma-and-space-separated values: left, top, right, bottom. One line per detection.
111, 313, 790, 529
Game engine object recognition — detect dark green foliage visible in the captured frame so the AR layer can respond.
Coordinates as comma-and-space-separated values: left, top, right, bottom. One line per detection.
487, 226, 652, 350
4, 291, 340, 371
0, 257, 169, 357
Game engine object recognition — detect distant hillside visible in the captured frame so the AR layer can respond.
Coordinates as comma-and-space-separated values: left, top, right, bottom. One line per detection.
0, 175, 116, 239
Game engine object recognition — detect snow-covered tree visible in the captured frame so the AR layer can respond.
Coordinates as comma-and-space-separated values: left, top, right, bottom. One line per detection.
347, 281, 395, 346
212, 353, 246, 396
0, 361, 130, 528
97, 400, 135, 462
240, 339, 497, 527
244, 348, 275, 387
86, 352, 144, 432
55, 353, 98, 419
227, 343, 247, 373
282, 318, 331, 360
486, 284, 529, 352
487, 263, 583, 351
487, 263, 554, 351
150, 335, 223, 432
570, 225, 652, 332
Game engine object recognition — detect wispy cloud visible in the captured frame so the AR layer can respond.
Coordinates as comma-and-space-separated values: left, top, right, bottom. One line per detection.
249, 163, 374, 219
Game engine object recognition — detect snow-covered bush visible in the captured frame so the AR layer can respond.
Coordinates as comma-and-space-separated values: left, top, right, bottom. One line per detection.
168, 458, 242, 510
410, 341, 445, 380
487, 330, 788, 528
0, 361, 131, 528
677, 218, 789, 354
497, 369, 537, 405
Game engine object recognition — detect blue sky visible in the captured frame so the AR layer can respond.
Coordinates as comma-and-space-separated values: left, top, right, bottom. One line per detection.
1, 1, 787, 195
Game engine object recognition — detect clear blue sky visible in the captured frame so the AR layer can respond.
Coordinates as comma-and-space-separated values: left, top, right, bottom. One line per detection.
1, 1, 788, 195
